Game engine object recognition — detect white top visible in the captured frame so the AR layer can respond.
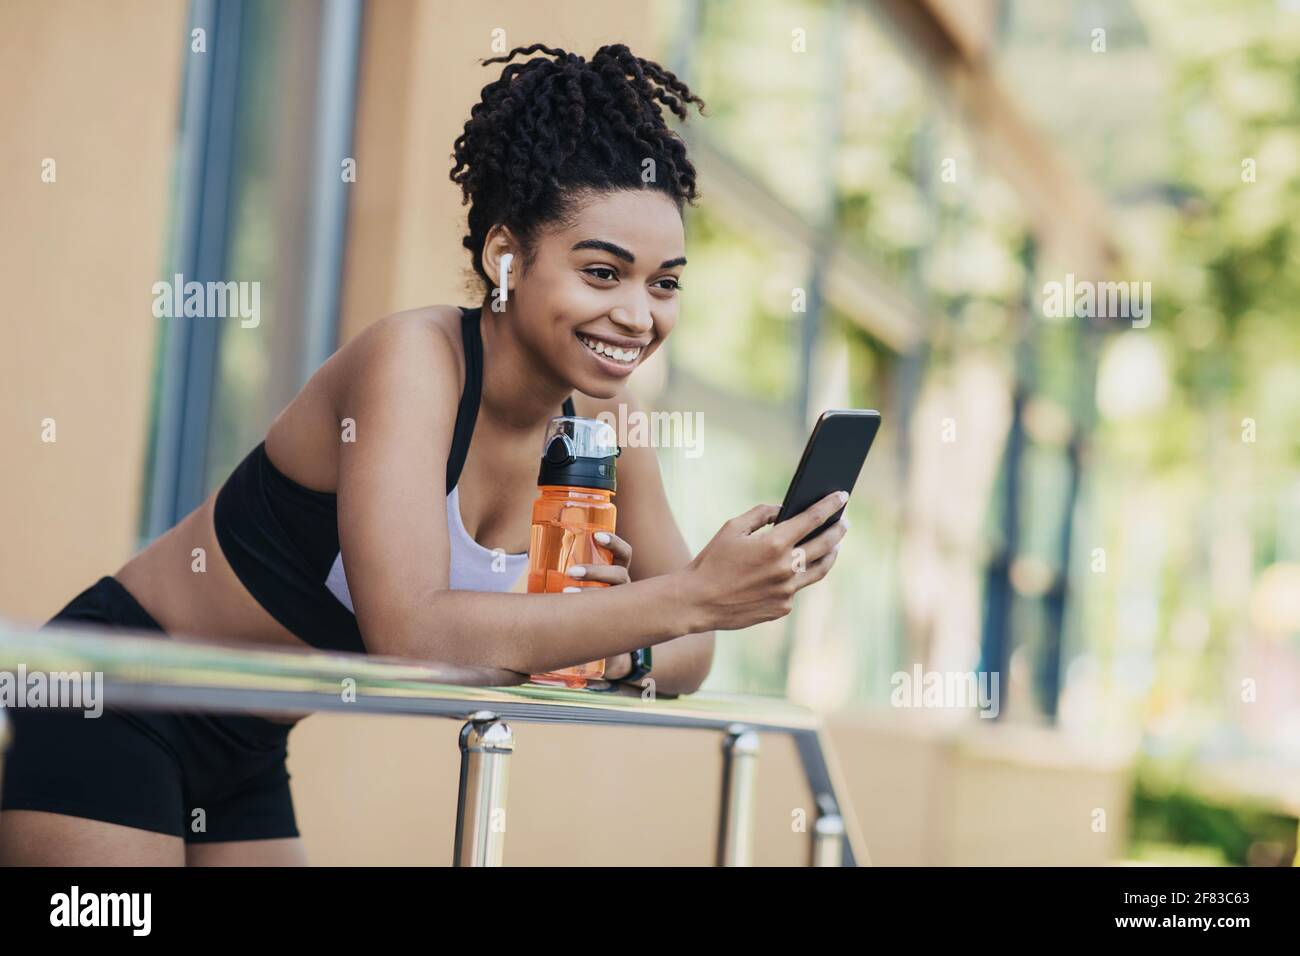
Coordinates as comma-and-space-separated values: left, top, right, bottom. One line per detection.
324, 485, 530, 612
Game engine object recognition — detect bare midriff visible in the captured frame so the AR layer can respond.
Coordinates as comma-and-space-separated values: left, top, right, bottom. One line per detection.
114, 493, 315, 725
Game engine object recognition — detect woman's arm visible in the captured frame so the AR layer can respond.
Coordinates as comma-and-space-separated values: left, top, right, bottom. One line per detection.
575, 388, 714, 696
331, 315, 697, 671
331, 314, 847, 675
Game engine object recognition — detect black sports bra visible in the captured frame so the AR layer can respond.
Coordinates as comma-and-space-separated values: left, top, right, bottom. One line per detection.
212, 307, 575, 653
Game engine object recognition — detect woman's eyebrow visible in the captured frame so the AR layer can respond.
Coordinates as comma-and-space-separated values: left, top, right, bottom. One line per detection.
572, 239, 635, 262
570, 239, 687, 270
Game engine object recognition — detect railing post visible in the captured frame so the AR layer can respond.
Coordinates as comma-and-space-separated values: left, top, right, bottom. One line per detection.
811, 812, 845, 866
453, 710, 514, 867
716, 724, 760, 866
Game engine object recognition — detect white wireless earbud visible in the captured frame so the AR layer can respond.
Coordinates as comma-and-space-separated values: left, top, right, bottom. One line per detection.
498, 253, 514, 303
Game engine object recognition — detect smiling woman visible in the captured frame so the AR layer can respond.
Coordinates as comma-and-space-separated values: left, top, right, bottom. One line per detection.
0, 42, 852, 867
478, 188, 688, 390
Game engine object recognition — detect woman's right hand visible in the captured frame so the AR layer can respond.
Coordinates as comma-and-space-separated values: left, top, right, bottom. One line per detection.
680, 491, 849, 632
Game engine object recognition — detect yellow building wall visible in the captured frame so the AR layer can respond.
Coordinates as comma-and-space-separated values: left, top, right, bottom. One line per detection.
0, 0, 186, 623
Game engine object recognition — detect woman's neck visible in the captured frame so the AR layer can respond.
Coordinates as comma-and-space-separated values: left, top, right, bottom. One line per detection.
477, 299, 572, 432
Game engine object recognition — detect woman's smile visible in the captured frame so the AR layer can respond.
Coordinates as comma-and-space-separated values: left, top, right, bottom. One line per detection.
575, 329, 649, 375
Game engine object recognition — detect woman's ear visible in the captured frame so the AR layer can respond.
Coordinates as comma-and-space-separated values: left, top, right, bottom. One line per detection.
481, 227, 519, 307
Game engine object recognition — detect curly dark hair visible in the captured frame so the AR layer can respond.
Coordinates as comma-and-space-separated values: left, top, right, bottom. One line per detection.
450, 43, 705, 290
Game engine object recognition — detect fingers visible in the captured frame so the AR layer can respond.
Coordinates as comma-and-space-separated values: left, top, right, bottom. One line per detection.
780, 516, 847, 603
794, 548, 839, 588
565, 563, 630, 587
566, 531, 631, 587
592, 531, 631, 568
775, 491, 848, 547
730, 503, 782, 535
794, 514, 848, 565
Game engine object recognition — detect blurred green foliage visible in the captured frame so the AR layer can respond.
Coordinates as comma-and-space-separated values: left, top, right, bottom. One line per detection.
1131, 764, 1297, 866
661, 0, 1300, 809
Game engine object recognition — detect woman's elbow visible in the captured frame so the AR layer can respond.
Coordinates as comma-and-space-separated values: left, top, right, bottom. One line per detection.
665, 632, 714, 696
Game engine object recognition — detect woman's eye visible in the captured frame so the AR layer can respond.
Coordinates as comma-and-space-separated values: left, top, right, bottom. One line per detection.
653, 277, 682, 292
584, 267, 618, 282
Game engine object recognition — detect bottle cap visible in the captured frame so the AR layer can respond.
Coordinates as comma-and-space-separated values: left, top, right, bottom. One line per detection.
537, 416, 620, 491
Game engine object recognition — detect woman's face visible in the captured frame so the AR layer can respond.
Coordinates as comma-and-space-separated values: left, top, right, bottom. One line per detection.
506, 189, 686, 399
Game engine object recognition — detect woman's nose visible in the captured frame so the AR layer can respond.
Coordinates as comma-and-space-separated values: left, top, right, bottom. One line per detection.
609, 300, 653, 334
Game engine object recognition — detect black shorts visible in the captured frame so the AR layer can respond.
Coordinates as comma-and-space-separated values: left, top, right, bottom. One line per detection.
0, 577, 299, 843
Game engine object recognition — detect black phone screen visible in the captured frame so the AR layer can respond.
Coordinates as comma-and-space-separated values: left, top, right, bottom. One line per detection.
776, 410, 881, 546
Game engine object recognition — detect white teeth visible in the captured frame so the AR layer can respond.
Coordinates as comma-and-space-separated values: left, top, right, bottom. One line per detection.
579, 334, 641, 364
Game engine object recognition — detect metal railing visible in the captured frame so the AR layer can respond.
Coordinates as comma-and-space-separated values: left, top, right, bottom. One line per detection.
0, 621, 867, 866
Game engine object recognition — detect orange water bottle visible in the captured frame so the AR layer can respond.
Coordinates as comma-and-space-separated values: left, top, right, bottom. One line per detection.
528, 415, 620, 689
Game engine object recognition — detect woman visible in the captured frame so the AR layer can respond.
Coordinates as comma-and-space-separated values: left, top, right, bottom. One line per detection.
0, 43, 848, 866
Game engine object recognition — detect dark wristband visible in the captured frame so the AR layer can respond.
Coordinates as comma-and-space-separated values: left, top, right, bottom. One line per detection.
620, 646, 652, 685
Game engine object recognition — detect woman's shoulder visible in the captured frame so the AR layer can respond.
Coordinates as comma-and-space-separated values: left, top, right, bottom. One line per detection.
327, 305, 469, 394
266, 306, 472, 481
352, 304, 466, 359
323, 305, 475, 490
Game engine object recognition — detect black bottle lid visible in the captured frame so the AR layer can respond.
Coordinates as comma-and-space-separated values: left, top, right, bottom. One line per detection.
536, 416, 620, 492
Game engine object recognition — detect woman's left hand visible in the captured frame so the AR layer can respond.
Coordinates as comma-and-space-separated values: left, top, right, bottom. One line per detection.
564, 531, 634, 679
564, 531, 632, 587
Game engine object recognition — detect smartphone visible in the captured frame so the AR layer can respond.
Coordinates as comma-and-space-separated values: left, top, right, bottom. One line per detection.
776, 410, 881, 545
